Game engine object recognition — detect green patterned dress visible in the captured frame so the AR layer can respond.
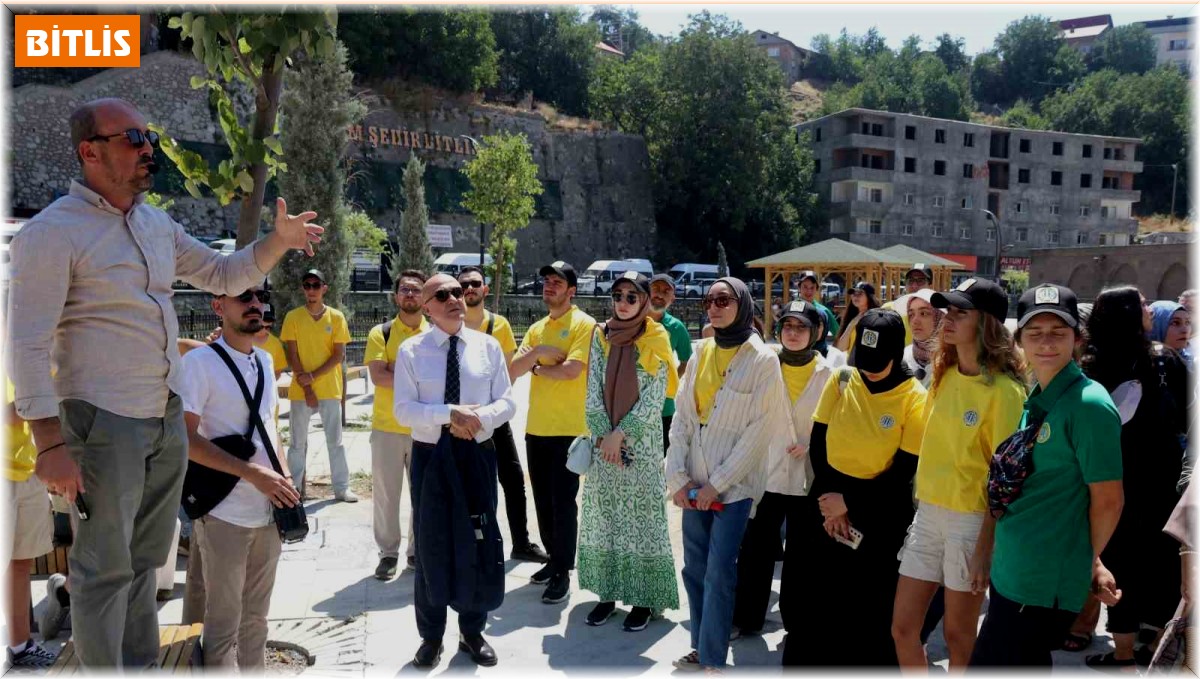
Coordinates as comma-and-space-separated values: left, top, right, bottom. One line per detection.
577, 332, 679, 610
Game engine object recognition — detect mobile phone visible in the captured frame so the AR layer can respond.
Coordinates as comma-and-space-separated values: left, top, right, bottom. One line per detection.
687, 488, 699, 501
833, 526, 863, 550
75, 493, 90, 521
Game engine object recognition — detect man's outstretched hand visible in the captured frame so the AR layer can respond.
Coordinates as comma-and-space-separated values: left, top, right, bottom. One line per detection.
274, 197, 324, 257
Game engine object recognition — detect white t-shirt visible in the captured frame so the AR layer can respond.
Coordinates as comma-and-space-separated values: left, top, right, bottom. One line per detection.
903, 344, 933, 388
180, 338, 278, 528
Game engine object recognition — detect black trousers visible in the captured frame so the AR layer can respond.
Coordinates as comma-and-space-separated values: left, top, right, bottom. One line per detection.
733, 491, 808, 633
525, 434, 580, 576
662, 416, 673, 457
492, 422, 530, 548
969, 586, 1076, 667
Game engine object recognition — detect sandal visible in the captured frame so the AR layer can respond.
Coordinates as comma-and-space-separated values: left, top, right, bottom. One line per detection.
673, 650, 701, 671
1085, 651, 1137, 671
1063, 632, 1093, 652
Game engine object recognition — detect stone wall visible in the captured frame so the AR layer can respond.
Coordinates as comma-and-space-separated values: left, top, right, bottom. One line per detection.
1029, 243, 1191, 301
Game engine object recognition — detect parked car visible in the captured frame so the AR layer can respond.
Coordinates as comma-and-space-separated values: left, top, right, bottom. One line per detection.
208, 238, 237, 256
515, 278, 544, 295
577, 258, 655, 295
668, 263, 720, 298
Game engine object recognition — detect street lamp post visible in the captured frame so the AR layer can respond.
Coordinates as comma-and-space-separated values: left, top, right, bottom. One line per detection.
981, 209, 1003, 284
460, 134, 486, 268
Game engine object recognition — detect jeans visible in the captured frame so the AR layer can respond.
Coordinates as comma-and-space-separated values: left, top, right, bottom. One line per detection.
525, 435, 580, 575
287, 399, 349, 495
59, 394, 187, 668
681, 498, 753, 668
970, 585, 1077, 667
493, 423, 531, 548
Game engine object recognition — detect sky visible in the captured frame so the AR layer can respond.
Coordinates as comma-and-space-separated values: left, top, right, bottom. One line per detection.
619, 3, 1192, 55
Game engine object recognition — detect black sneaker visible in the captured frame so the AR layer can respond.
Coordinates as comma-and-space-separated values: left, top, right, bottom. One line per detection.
585, 601, 617, 626
511, 542, 550, 563
7, 640, 57, 668
542, 572, 570, 604
623, 607, 653, 632
375, 556, 399, 580
530, 564, 554, 585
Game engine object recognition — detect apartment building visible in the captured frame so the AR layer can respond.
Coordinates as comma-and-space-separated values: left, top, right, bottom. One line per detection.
1138, 16, 1194, 75
797, 108, 1143, 277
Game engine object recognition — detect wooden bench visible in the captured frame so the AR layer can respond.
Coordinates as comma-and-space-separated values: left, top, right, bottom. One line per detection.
30, 545, 70, 576
277, 364, 370, 426
48, 623, 203, 674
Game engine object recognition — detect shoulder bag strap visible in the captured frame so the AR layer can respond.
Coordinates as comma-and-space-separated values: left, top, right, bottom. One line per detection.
208, 344, 285, 476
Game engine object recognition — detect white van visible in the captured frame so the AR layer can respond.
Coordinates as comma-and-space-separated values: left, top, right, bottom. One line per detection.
433, 252, 512, 286
577, 259, 655, 295
668, 263, 720, 298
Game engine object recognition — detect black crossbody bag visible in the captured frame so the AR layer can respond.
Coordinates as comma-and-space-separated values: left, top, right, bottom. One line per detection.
208, 344, 310, 544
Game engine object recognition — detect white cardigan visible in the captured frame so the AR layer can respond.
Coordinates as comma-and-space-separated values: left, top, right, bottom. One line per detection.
765, 352, 833, 497
666, 333, 785, 509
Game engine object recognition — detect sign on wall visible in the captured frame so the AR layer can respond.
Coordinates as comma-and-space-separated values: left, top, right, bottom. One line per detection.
427, 224, 454, 249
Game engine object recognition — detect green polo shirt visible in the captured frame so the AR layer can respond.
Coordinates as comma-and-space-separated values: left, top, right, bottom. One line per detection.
991, 361, 1123, 612
809, 300, 839, 351
659, 311, 693, 418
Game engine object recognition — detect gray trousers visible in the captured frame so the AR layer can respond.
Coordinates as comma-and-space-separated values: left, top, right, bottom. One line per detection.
287, 399, 349, 495
59, 394, 187, 669
370, 430, 415, 559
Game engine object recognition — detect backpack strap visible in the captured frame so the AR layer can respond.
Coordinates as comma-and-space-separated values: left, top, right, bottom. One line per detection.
207, 344, 283, 476
485, 312, 495, 336
381, 319, 395, 347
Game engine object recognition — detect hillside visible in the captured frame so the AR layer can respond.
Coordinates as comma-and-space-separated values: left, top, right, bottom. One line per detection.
788, 78, 828, 124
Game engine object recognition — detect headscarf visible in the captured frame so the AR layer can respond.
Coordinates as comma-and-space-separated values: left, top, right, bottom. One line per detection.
778, 301, 823, 367
892, 290, 943, 368
603, 281, 650, 428
1150, 300, 1185, 343
711, 277, 756, 349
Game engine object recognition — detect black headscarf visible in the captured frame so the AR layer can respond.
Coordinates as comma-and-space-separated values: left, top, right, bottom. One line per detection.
778, 303, 823, 367
712, 277, 756, 349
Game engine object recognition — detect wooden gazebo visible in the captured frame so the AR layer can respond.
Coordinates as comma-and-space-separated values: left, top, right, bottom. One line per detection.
746, 238, 962, 338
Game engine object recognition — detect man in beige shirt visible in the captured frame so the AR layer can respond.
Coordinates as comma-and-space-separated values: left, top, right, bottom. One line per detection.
7, 98, 323, 669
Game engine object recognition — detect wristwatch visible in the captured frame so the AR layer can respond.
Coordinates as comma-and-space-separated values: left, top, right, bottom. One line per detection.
531, 364, 541, 376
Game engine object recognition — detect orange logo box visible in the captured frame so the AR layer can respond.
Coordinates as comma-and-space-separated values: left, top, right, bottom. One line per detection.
14, 15, 140, 67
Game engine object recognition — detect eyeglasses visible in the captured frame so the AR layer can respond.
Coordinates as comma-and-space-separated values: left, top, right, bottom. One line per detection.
301, 282, 323, 290
427, 287, 465, 303
703, 295, 735, 309
611, 291, 641, 305
460, 279, 484, 289
397, 286, 422, 297
87, 128, 160, 148
234, 290, 270, 304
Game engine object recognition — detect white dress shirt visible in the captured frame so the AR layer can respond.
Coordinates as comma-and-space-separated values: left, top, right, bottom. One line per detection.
179, 337, 278, 528
393, 323, 517, 445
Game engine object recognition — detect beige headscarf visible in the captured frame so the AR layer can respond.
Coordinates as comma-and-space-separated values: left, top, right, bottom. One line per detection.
603, 290, 650, 429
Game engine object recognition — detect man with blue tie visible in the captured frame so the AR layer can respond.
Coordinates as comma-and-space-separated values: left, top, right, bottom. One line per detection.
393, 274, 517, 669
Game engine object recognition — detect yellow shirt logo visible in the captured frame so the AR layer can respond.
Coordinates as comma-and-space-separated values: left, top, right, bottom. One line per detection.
963, 410, 980, 427
879, 414, 896, 429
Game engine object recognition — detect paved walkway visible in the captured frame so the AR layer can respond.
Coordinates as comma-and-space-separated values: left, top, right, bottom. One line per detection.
25, 374, 1111, 674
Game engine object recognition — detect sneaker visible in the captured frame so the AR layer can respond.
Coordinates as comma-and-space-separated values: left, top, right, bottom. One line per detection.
511, 542, 550, 563
335, 490, 360, 503
529, 564, 554, 585
375, 556, 399, 580
585, 601, 617, 626
729, 626, 742, 641
542, 572, 570, 604
7, 640, 57, 668
623, 607, 653, 632
673, 650, 701, 671
39, 574, 70, 640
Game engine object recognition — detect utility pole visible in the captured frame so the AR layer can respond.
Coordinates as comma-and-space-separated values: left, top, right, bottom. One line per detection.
1171, 163, 1179, 220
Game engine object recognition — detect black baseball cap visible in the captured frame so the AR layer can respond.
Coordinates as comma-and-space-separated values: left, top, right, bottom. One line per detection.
852, 281, 876, 297
905, 264, 933, 282
302, 268, 325, 283
649, 273, 676, 288
853, 308, 906, 373
612, 271, 651, 296
538, 261, 578, 288
931, 277, 1008, 323
779, 300, 823, 329
798, 270, 819, 284
1017, 283, 1080, 329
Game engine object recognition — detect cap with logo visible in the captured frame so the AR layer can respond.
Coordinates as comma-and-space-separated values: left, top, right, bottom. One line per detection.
905, 264, 933, 282
613, 271, 651, 296
931, 277, 1008, 323
779, 300, 823, 330
853, 308, 907, 374
1017, 283, 1079, 329
798, 270, 820, 285
538, 261, 578, 288
302, 268, 326, 283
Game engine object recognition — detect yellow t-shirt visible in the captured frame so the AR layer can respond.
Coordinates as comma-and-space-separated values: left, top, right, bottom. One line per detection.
915, 368, 1027, 512
5, 380, 34, 482
364, 316, 429, 434
474, 311, 517, 357
693, 339, 740, 425
261, 333, 289, 373
280, 306, 352, 401
782, 360, 819, 404
520, 306, 597, 437
813, 368, 928, 479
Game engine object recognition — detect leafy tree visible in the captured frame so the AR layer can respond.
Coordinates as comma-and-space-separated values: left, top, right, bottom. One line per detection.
338, 9, 497, 92
490, 9, 600, 116
460, 132, 544, 310
810, 30, 866, 82
933, 33, 970, 73
158, 11, 337, 248
589, 6, 658, 56
999, 99, 1049, 129
345, 210, 388, 255
914, 54, 971, 120
588, 46, 663, 136
396, 154, 436, 277
716, 242, 729, 278
970, 51, 1007, 104
269, 42, 364, 315
1087, 24, 1157, 75
991, 15, 1072, 105
1049, 43, 1087, 87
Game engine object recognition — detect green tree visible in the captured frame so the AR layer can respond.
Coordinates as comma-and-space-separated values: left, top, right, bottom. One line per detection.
999, 99, 1049, 129
991, 16, 1071, 105
716, 242, 729, 278
159, 11, 337, 248
588, 46, 663, 136
970, 51, 1007, 105
396, 154, 436, 277
1087, 24, 1157, 75
338, 9, 497, 91
589, 6, 658, 56
268, 41, 365, 315
460, 132, 544, 310
933, 33, 970, 73
490, 9, 600, 116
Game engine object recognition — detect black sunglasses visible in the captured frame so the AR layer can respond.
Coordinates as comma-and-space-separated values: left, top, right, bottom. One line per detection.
87, 128, 160, 148
610, 291, 641, 305
301, 281, 323, 290
428, 287, 465, 303
234, 290, 270, 304
703, 295, 735, 309
460, 279, 484, 289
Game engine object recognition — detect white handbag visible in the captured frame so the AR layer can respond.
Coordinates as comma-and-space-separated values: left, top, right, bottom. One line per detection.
566, 435, 593, 475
